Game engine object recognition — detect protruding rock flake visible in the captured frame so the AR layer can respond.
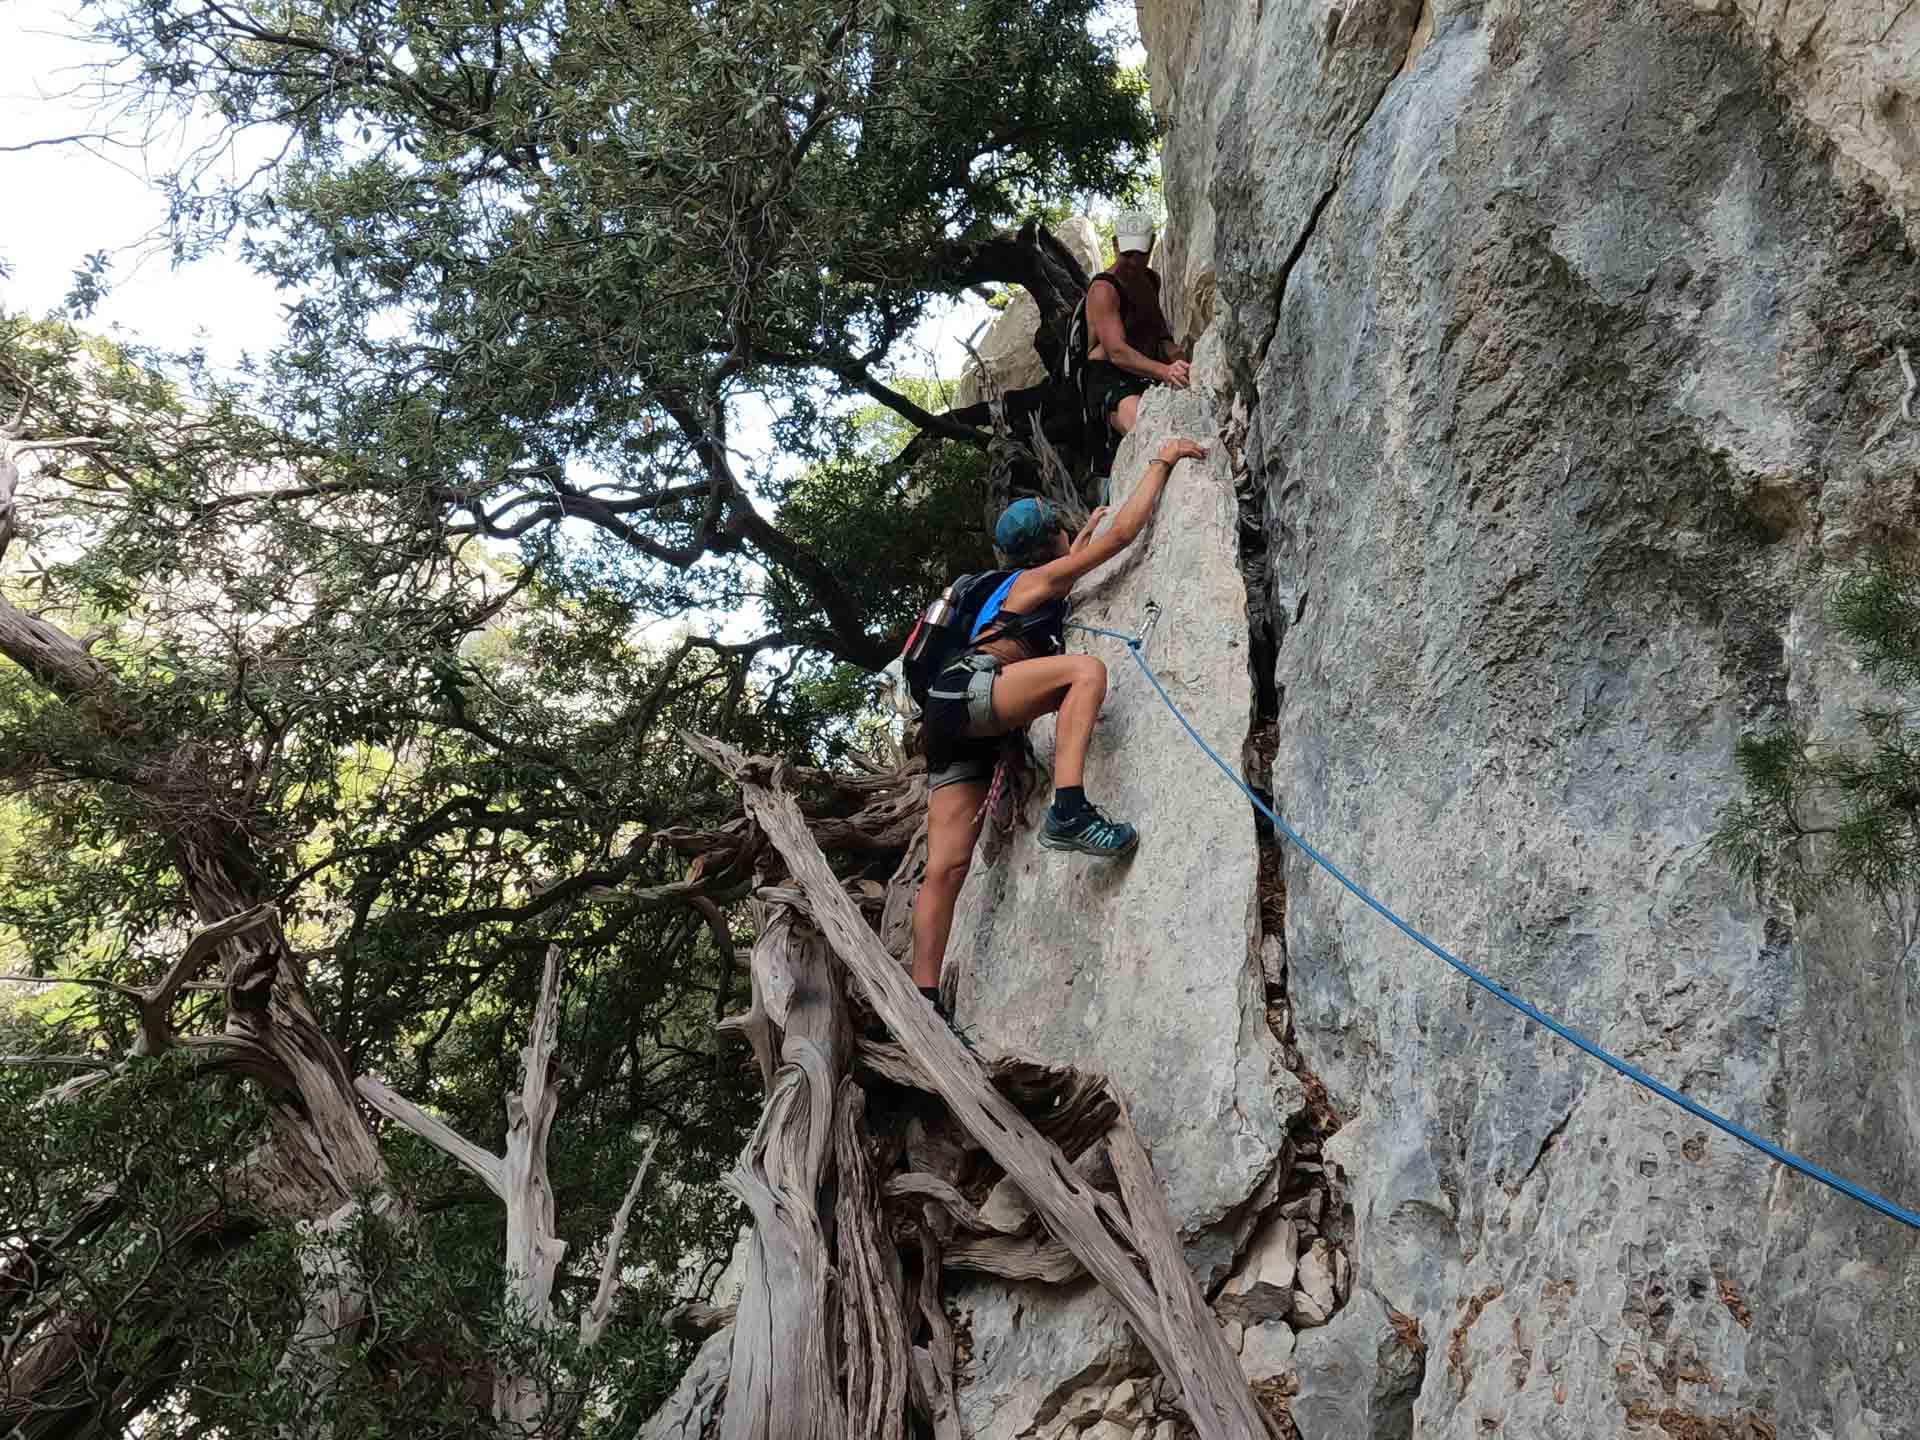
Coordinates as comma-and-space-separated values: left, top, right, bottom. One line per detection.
1239, 1320, 1299, 1384
1216, 1215, 1300, 1324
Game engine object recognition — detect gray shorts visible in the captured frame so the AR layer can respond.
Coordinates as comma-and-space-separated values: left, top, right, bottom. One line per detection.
925, 655, 1009, 791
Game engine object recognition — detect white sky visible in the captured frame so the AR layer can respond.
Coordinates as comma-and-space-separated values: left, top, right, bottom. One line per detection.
1, 0, 1003, 387
1, 3, 294, 362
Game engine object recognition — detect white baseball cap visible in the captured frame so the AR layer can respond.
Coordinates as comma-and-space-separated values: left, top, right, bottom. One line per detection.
1113, 209, 1157, 255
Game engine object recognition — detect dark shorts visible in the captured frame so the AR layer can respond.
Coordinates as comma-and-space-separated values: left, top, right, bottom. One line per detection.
924, 654, 1010, 791
1086, 359, 1152, 430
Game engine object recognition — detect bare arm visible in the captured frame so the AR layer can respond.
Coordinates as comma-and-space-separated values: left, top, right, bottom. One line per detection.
1004, 439, 1209, 610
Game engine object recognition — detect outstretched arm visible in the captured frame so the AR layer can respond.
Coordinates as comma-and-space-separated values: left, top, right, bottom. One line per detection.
1004, 439, 1209, 610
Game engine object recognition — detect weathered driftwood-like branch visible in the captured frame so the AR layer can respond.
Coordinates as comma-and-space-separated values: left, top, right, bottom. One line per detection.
1107, 1111, 1282, 1436
640, 1324, 734, 1440
9, 905, 283, 1106
664, 1298, 738, 1340
357, 947, 660, 1431
715, 900, 789, 1089
910, 1221, 962, 1440
878, 814, 928, 962
363, 948, 573, 1428
501, 945, 568, 1311
685, 733, 1279, 1440
884, 1173, 1001, 1234
836, 1080, 911, 1440
273, 1195, 402, 1440
859, 1042, 1120, 1159
355, 1076, 508, 1197
581, 1134, 662, 1348
719, 914, 846, 1440
941, 1234, 1085, 1283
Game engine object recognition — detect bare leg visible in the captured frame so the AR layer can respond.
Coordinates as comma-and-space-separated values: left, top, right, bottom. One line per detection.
911, 779, 988, 989
986, 654, 1108, 789
1111, 393, 1141, 435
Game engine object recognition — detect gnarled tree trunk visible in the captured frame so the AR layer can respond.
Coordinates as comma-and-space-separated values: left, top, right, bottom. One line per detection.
683, 734, 1281, 1440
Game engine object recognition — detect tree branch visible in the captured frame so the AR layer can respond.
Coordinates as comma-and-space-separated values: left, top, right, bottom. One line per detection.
684, 732, 1281, 1440
353, 1076, 507, 1199
579, 1134, 661, 1349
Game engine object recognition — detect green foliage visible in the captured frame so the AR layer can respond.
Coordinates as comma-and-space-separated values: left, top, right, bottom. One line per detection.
0, 0, 1161, 1428
79, 0, 1155, 665
1712, 555, 1920, 915
2, 318, 759, 1432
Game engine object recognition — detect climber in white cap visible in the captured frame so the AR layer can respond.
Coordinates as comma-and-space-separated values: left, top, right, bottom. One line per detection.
1083, 208, 1188, 443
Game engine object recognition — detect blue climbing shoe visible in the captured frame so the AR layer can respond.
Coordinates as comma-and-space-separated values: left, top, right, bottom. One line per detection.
1040, 802, 1139, 857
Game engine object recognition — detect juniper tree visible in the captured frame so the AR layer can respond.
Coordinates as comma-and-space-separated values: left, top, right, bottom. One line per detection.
77, 0, 1152, 666
0, 317, 897, 1436
1713, 554, 1920, 944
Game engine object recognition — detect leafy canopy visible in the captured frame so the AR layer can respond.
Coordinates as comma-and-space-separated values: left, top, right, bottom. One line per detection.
85, 0, 1155, 664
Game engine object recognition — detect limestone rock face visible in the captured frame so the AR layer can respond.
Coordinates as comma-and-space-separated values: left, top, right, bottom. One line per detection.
948, 387, 1298, 1434
948, 384, 1294, 1248
947, 0, 1918, 1436
1289, 1293, 1422, 1440
1215, 1214, 1298, 1324
1136, 0, 1920, 1434
953, 217, 1105, 409
955, 1280, 1141, 1440
1723, 0, 1920, 241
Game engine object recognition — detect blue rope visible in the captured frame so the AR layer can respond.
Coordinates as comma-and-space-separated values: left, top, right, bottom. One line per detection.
1066, 621, 1920, 1231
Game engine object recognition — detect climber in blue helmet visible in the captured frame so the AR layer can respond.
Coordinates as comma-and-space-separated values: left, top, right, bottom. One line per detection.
910, 435, 1209, 1020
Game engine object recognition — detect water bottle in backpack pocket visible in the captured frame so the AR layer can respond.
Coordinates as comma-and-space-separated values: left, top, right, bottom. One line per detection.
896, 569, 1016, 711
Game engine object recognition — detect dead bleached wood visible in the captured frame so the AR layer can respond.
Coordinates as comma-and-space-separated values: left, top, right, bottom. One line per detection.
356, 947, 660, 1427
273, 1193, 402, 1440
986, 1057, 1121, 1157
883, 1173, 999, 1234
941, 1234, 1085, 1283
836, 1080, 911, 1440
496, 944, 569, 1430
664, 1299, 737, 1340
686, 733, 1279, 1440
878, 807, 928, 963
355, 1076, 508, 1197
715, 899, 789, 1089
9, 905, 282, 1105
640, 1323, 735, 1440
1108, 1110, 1282, 1437
858, 1042, 1119, 1160
854, 1037, 929, 1090
910, 1221, 962, 1440
719, 916, 846, 1440
581, 1134, 661, 1348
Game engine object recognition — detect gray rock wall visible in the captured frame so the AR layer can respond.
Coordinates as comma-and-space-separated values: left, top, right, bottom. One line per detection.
948, 386, 1290, 1246
946, 388, 1300, 1438
950, 0, 1919, 1436
1182, 0, 1920, 1435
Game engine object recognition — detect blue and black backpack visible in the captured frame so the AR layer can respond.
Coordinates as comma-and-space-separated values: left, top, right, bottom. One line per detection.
897, 569, 1017, 708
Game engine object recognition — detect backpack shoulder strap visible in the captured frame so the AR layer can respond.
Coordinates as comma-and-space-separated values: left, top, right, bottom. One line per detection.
967, 571, 1022, 643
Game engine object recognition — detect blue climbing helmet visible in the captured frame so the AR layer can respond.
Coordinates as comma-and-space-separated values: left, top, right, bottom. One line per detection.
994, 498, 1062, 562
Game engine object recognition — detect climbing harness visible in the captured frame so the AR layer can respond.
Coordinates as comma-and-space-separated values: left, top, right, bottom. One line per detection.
1067, 612, 1920, 1232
